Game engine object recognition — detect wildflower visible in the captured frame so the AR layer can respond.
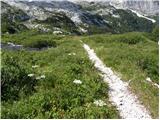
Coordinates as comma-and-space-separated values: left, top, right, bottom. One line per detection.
36, 77, 41, 80
72, 53, 76, 55
36, 75, 46, 80
93, 100, 107, 107
32, 65, 39, 68
73, 79, 82, 84
40, 75, 46, 79
28, 74, 34, 77
68, 53, 76, 56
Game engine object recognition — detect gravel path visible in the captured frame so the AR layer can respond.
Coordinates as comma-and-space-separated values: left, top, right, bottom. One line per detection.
83, 43, 151, 119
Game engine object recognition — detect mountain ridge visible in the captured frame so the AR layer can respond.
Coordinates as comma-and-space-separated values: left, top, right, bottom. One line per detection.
1, 0, 158, 34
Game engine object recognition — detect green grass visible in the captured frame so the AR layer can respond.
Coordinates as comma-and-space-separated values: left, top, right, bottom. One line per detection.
81, 32, 159, 118
1, 32, 119, 119
1, 31, 159, 118
1, 31, 64, 48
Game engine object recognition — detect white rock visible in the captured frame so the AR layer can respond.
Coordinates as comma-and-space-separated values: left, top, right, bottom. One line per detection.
53, 31, 63, 34
146, 77, 159, 88
112, 14, 120, 18
146, 77, 152, 82
71, 14, 82, 24
79, 27, 88, 33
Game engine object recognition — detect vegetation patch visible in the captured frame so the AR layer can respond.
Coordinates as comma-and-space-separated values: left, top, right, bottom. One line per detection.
1, 51, 37, 101
25, 39, 57, 49
1, 32, 119, 119
2, 31, 61, 49
82, 32, 159, 118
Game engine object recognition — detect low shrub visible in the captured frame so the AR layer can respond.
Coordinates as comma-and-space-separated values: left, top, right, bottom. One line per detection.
137, 56, 159, 83
25, 39, 57, 49
1, 52, 37, 101
152, 26, 159, 42
1, 32, 121, 119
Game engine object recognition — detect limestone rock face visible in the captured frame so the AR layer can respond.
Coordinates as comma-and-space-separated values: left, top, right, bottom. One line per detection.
121, 0, 159, 16
70, 0, 159, 16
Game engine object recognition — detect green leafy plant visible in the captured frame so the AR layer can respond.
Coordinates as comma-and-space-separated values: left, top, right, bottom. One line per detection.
1, 52, 37, 101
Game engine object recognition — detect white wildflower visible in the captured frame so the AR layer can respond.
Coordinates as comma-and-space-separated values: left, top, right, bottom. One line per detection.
28, 74, 34, 77
72, 53, 76, 55
36, 77, 41, 80
32, 65, 39, 68
146, 77, 159, 88
68, 53, 76, 56
40, 75, 46, 79
154, 83, 159, 88
73, 79, 82, 84
36, 75, 46, 80
94, 100, 107, 107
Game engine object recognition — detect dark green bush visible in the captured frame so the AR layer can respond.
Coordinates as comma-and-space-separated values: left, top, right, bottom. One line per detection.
152, 26, 159, 42
137, 56, 159, 84
25, 39, 57, 49
1, 53, 37, 101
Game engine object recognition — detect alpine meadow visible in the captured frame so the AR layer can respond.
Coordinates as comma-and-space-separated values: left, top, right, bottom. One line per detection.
1, 0, 159, 119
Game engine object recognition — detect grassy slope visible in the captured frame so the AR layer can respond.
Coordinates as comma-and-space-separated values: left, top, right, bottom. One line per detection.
1, 31, 159, 118
81, 32, 159, 118
81, 3, 154, 34
1, 32, 119, 119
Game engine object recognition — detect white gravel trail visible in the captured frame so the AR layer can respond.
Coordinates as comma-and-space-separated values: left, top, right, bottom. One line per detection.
83, 43, 151, 119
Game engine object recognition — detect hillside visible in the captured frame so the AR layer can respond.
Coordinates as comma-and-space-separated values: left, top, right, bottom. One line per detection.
1, 0, 157, 34
1, 0, 159, 119
1, 1, 29, 33
1, 30, 159, 118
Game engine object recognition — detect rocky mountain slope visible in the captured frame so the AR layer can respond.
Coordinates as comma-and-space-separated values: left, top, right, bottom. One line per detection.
1, 1, 30, 33
70, 0, 159, 16
1, 0, 159, 34
113, 0, 159, 16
